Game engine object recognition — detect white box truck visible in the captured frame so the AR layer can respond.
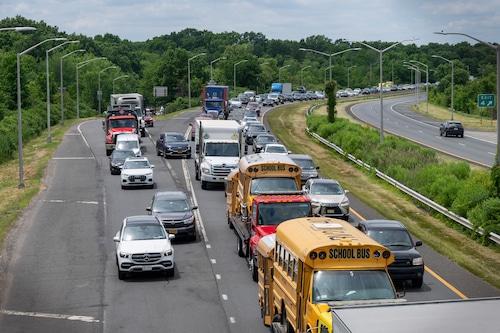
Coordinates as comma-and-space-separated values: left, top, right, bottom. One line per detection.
194, 120, 242, 189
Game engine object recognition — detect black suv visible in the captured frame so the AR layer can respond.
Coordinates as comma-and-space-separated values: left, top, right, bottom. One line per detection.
439, 120, 464, 138
357, 219, 424, 288
146, 191, 198, 241
156, 132, 191, 159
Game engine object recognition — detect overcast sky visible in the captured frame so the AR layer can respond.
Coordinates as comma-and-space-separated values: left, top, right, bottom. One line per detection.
1, 0, 499, 46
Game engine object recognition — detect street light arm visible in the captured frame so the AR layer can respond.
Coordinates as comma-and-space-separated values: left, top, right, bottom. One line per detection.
47, 40, 79, 53
0, 26, 36, 32
77, 57, 107, 69
434, 31, 497, 49
20, 37, 67, 56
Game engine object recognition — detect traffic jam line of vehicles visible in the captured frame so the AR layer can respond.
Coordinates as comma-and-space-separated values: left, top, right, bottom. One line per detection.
106, 88, 448, 331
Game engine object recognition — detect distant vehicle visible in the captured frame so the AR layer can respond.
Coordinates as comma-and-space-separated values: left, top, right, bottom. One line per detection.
252, 134, 278, 153
267, 93, 280, 104
229, 97, 242, 108
237, 93, 249, 104
357, 219, 424, 288
144, 111, 154, 127
245, 123, 268, 146
240, 116, 260, 133
120, 157, 155, 189
289, 154, 320, 185
245, 102, 261, 116
156, 132, 191, 159
262, 98, 275, 107
109, 149, 136, 175
439, 120, 464, 138
115, 133, 141, 157
302, 178, 350, 220
146, 191, 198, 241
113, 215, 175, 280
262, 143, 289, 155
243, 109, 258, 119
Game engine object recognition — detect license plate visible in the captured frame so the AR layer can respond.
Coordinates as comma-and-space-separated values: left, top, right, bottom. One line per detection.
326, 209, 336, 214
169, 229, 177, 234
142, 266, 152, 271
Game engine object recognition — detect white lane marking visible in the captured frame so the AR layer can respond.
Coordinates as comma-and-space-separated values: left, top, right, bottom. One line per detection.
52, 157, 94, 160
182, 159, 208, 242
0, 310, 100, 323
221, 294, 228, 300
43, 200, 99, 204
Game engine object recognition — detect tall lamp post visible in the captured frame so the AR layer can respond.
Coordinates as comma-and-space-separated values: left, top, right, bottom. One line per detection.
358, 39, 416, 142
301, 65, 311, 86
404, 62, 421, 107
113, 75, 129, 94
17, 37, 67, 189
46, 40, 78, 142
324, 66, 334, 84
410, 60, 429, 115
233, 59, 248, 92
434, 31, 500, 166
60, 49, 85, 125
347, 65, 356, 88
299, 47, 361, 82
76, 57, 106, 119
188, 52, 206, 108
432, 54, 455, 120
278, 65, 290, 83
98, 66, 119, 115
210, 56, 226, 82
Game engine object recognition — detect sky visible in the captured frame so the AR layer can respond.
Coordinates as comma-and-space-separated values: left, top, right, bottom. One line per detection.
1, 0, 499, 46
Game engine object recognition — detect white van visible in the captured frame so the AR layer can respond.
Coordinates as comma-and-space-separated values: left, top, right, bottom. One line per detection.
115, 133, 141, 156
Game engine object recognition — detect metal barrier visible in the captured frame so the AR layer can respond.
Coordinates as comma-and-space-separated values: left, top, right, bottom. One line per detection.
306, 104, 500, 245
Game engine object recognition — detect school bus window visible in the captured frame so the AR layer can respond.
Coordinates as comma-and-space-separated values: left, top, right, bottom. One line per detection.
287, 255, 294, 276
284, 252, 290, 273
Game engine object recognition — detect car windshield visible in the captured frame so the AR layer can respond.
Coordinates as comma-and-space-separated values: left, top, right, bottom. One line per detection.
248, 125, 266, 132
292, 158, 315, 170
116, 140, 138, 150
122, 224, 165, 241
152, 199, 190, 213
205, 142, 240, 157
250, 177, 298, 194
165, 134, 185, 142
123, 160, 150, 169
109, 119, 135, 129
312, 270, 396, 303
366, 229, 413, 249
113, 150, 135, 158
311, 183, 343, 195
266, 145, 287, 153
257, 202, 310, 226
257, 136, 275, 143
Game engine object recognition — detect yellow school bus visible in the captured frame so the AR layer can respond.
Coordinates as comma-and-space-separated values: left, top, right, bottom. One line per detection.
257, 217, 398, 333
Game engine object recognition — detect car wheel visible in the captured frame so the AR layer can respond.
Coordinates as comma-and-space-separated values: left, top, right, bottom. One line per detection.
439, 130, 443, 136
201, 181, 207, 190
444, 130, 448, 137
251, 257, 258, 282
166, 267, 175, 278
187, 154, 191, 159
412, 277, 423, 288
163, 150, 168, 159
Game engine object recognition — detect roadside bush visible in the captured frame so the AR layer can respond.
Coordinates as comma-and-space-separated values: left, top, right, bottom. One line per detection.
450, 172, 491, 217
467, 197, 500, 243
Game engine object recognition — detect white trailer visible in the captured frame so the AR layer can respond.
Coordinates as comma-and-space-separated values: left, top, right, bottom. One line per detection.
194, 120, 242, 189
325, 297, 500, 333
110, 93, 146, 137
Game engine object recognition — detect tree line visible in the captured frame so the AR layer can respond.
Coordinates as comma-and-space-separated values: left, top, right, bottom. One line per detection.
0, 15, 498, 161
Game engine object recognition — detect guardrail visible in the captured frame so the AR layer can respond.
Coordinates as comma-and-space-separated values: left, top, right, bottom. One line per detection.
306, 104, 500, 245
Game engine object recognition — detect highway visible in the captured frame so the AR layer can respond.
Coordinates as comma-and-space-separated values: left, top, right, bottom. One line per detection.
348, 95, 497, 168
0, 101, 499, 333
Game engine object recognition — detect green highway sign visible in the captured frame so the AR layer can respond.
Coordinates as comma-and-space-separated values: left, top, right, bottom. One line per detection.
478, 94, 496, 108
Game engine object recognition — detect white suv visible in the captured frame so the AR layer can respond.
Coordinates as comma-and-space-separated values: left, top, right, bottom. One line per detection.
114, 215, 175, 280
120, 157, 154, 189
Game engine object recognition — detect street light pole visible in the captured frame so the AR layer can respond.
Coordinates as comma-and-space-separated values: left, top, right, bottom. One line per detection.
17, 37, 67, 189
0, 27, 36, 32
299, 47, 361, 82
301, 65, 311, 86
46, 40, 78, 142
210, 56, 226, 82
358, 39, 416, 142
347, 65, 356, 88
113, 75, 129, 94
60, 49, 85, 125
233, 59, 248, 92
278, 65, 290, 83
188, 52, 206, 108
410, 60, 429, 115
432, 54, 454, 120
98, 66, 119, 115
76, 57, 106, 119
435, 31, 500, 166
